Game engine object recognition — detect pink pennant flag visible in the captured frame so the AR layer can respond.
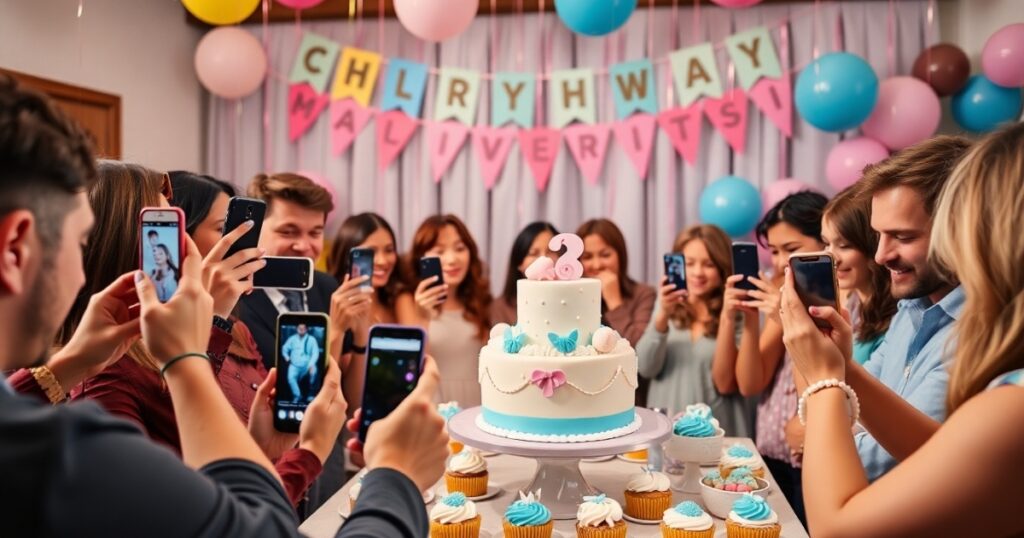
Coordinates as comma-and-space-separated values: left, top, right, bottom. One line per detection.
518, 127, 561, 193
472, 126, 517, 190
613, 113, 657, 180
427, 121, 470, 183
704, 88, 749, 154
748, 72, 793, 137
289, 83, 330, 142
330, 98, 374, 155
564, 123, 611, 186
376, 110, 419, 172
656, 105, 703, 166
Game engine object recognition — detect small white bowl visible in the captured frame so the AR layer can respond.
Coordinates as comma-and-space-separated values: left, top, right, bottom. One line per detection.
664, 427, 725, 463
699, 476, 770, 519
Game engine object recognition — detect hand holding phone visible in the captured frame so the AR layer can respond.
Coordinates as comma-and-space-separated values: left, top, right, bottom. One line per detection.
274, 313, 330, 433
349, 247, 375, 290
222, 197, 266, 260
140, 207, 186, 303
358, 325, 426, 442
663, 253, 686, 291
788, 252, 839, 329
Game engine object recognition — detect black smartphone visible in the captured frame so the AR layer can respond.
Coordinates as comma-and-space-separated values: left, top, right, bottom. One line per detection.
731, 241, 760, 292
253, 256, 314, 290
358, 325, 427, 442
789, 252, 839, 329
139, 207, 186, 304
274, 312, 330, 433
663, 253, 686, 291
349, 247, 375, 290
418, 256, 444, 289
222, 197, 266, 259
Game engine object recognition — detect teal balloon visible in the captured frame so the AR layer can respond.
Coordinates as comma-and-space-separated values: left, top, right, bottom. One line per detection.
795, 53, 879, 132
555, 0, 637, 37
951, 75, 1023, 132
699, 176, 762, 238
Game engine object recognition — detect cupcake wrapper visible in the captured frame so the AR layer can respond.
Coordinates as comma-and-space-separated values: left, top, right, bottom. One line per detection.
430, 516, 482, 538
575, 521, 628, 538
445, 472, 488, 497
624, 491, 673, 521
725, 519, 781, 538
502, 519, 554, 538
659, 522, 716, 538
348, 498, 355, 512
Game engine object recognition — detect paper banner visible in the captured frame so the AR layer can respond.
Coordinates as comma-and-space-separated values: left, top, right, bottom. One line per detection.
704, 88, 749, 154
725, 27, 782, 91
288, 83, 330, 142
657, 104, 703, 165
330, 47, 382, 106
492, 72, 536, 127
613, 113, 657, 179
669, 43, 724, 107
518, 127, 561, 192
434, 67, 481, 125
472, 126, 517, 190
550, 68, 596, 128
376, 110, 419, 171
564, 123, 611, 186
610, 60, 657, 119
427, 121, 470, 183
330, 98, 373, 155
380, 58, 428, 118
289, 32, 341, 94
749, 72, 793, 137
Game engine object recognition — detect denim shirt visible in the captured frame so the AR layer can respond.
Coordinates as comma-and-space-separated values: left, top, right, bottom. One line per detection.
856, 285, 964, 481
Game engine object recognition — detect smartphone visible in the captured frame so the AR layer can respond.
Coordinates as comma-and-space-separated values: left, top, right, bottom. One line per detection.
139, 207, 186, 303
349, 247, 375, 290
788, 252, 840, 329
274, 312, 330, 433
253, 256, 314, 290
418, 256, 444, 289
358, 325, 427, 442
732, 242, 760, 292
663, 253, 686, 291
222, 196, 266, 260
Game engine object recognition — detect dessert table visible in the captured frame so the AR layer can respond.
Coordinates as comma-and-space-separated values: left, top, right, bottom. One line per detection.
299, 437, 808, 538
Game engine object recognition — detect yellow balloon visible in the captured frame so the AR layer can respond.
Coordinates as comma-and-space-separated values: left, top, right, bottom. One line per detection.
182, 0, 260, 26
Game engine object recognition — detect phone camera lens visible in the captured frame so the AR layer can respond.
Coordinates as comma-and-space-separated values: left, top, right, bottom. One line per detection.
245, 206, 253, 218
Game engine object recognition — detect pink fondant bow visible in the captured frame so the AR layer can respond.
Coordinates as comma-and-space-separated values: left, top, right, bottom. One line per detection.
530, 369, 567, 398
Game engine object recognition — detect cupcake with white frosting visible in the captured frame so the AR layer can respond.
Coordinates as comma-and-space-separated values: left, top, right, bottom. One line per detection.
430, 492, 482, 538
725, 494, 781, 538
575, 494, 626, 538
719, 444, 765, 479
623, 466, 673, 520
445, 448, 489, 497
660, 500, 715, 538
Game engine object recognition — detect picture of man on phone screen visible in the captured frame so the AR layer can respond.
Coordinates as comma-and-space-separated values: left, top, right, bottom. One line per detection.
281, 323, 322, 403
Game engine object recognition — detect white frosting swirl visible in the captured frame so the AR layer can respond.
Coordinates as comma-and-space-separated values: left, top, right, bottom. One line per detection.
728, 510, 779, 527
447, 449, 488, 474
626, 470, 670, 493
577, 497, 623, 527
430, 499, 478, 524
663, 508, 714, 530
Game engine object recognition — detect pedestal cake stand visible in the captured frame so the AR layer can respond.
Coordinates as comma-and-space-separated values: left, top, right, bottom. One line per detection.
447, 407, 671, 520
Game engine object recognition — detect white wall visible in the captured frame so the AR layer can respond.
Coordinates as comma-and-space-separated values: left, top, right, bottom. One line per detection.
0, 0, 205, 171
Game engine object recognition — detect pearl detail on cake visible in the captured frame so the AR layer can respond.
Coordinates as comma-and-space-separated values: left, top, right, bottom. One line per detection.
561, 300, 567, 305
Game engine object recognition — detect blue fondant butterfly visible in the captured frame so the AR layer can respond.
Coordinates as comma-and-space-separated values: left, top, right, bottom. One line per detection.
504, 326, 527, 354
548, 329, 579, 354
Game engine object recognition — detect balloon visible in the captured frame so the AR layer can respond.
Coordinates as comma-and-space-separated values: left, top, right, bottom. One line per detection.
277, 0, 324, 9
763, 178, 818, 213
911, 43, 970, 96
182, 0, 260, 26
555, 0, 637, 37
795, 53, 879, 132
699, 176, 762, 238
982, 23, 1024, 88
951, 75, 1023, 132
710, 0, 763, 7
296, 170, 341, 229
825, 137, 889, 191
393, 0, 478, 42
861, 77, 941, 151
194, 27, 267, 100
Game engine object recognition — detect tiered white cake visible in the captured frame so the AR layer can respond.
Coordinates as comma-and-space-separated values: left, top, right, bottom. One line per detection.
477, 278, 639, 442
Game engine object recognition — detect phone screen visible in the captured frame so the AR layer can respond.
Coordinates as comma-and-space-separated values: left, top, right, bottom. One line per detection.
664, 253, 686, 291
253, 257, 313, 290
359, 325, 426, 442
791, 254, 838, 327
732, 242, 760, 292
141, 216, 181, 304
274, 313, 329, 433
419, 257, 443, 289
350, 248, 374, 290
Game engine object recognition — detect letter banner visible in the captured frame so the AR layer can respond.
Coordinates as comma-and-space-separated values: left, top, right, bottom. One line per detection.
289, 32, 341, 94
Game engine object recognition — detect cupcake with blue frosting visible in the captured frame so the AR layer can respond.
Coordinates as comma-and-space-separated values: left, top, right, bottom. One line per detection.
503, 490, 554, 538
430, 492, 482, 538
725, 494, 780, 538
660, 500, 715, 538
437, 401, 464, 453
719, 444, 765, 479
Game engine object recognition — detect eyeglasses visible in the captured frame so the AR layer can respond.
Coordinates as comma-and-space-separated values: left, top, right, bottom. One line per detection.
160, 173, 173, 202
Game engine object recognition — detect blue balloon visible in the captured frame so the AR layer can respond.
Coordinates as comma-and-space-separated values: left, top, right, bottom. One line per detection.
699, 176, 762, 238
951, 75, 1023, 132
795, 53, 879, 132
555, 0, 637, 37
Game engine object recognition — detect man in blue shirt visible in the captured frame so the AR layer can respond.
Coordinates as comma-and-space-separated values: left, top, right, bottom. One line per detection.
282, 323, 321, 403
842, 136, 972, 480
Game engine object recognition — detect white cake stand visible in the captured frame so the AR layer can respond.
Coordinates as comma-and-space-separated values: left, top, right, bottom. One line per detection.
447, 407, 671, 520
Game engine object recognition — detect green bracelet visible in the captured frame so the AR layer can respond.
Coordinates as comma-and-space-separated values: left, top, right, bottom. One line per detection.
159, 352, 211, 378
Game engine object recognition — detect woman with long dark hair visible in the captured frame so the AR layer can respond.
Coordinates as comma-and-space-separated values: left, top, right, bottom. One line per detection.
491, 221, 559, 325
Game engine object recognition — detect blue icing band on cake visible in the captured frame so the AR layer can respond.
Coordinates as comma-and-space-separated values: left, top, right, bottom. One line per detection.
674, 501, 704, 517
727, 445, 754, 458
442, 492, 467, 507
673, 414, 715, 437
505, 499, 552, 526
482, 408, 634, 435
733, 494, 772, 521
504, 326, 527, 354
547, 329, 579, 354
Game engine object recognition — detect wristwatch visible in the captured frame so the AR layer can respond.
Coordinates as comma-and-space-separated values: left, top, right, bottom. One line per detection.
212, 315, 235, 334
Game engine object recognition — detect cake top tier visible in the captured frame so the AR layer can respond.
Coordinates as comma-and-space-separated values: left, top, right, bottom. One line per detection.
517, 278, 602, 347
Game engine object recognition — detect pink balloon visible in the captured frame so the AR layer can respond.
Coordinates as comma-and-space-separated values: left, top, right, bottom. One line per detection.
277, 0, 324, 9
296, 170, 342, 229
762, 178, 818, 213
861, 77, 941, 150
982, 23, 1024, 88
194, 27, 266, 99
710, 0, 763, 7
393, 0, 478, 42
825, 137, 889, 191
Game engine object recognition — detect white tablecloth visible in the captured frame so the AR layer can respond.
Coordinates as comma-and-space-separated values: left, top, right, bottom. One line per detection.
300, 437, 808, 538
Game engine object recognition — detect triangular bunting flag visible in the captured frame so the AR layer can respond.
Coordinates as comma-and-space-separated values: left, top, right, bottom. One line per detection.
613, 113, 657, 179
471, 126, 517, 190
563, 123, 611, 186
288, 83, 330, 142
656, 104, 703, 166
518, 127, 561, 192
427, 121, 470, 183
704, 88, 749, 154
376, 110, 419, 171
748, 72, 793, 137
330, 98, 374, 155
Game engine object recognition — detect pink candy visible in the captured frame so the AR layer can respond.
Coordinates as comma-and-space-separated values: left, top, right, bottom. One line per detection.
724, 484, 739, 492
737, 485, 752, 492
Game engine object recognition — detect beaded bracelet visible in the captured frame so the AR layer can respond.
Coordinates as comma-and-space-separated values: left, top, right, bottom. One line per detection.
159, 352, 211, 378
797, 378, 860, 426
30, 366, 66, 404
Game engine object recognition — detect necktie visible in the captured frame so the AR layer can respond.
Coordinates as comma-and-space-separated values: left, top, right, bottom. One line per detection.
281, 290, 305, 312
